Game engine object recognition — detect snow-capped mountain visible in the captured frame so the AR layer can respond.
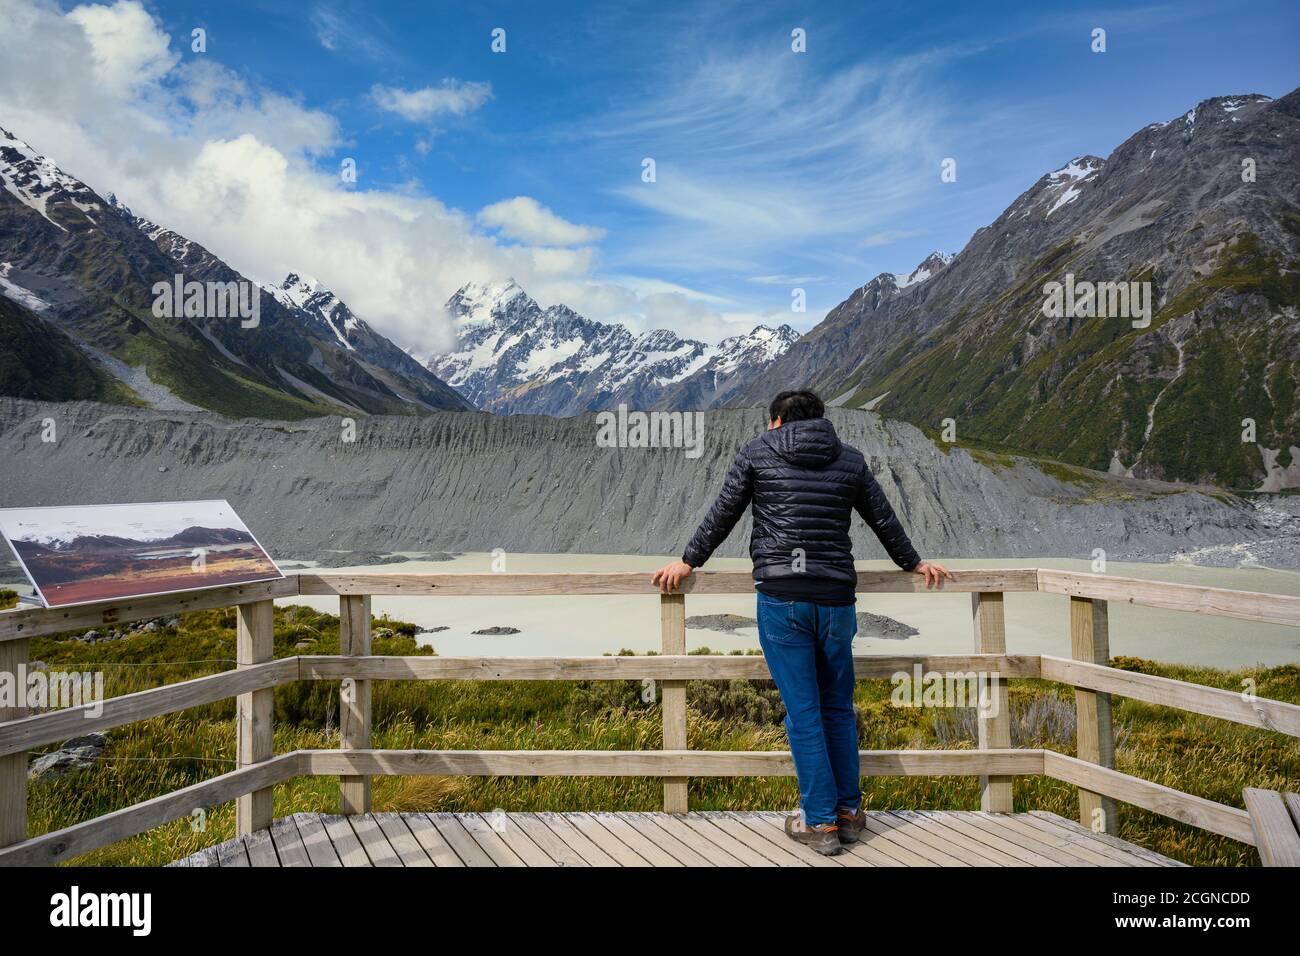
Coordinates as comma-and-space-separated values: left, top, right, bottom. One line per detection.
269, 273, 366, 351
0, 125, 469, 417
731, 90, 1300, 488
427, 280, 799, 414
0, 128, 105, 232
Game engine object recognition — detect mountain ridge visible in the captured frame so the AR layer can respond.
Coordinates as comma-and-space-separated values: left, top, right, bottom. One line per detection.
427, 278, 800, 415
0, 125, 471, 418
728, 90, 1300, 489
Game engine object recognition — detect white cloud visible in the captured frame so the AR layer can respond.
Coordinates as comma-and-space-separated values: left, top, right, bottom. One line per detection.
477, 196, 606, 246
0, 0, 800, 359
66, 0, 177, 96
371, 80, 492, 121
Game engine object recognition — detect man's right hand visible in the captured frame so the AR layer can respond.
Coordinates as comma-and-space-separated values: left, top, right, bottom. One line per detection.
651, 560, 694, 594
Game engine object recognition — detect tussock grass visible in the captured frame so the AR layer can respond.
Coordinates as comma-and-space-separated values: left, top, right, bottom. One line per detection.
20, 607, 1300, 866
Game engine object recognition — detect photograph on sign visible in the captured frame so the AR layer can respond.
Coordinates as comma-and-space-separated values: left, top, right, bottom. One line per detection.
0, 500, 283, 608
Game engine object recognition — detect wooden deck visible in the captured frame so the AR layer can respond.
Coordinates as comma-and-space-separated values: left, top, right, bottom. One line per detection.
171, 810, 1184, 867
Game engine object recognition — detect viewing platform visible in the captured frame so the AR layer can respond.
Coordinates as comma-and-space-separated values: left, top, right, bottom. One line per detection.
171, 810, 1182, 867
1, 567, 1298, 868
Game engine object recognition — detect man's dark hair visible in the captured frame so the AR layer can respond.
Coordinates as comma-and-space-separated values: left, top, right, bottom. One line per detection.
769, 389, 825, 424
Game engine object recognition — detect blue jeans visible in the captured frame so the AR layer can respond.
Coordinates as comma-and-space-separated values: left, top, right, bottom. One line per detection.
756, 591, 861, 826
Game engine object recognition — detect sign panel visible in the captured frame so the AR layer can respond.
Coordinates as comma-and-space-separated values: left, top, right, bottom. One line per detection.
0, 500, 283, 608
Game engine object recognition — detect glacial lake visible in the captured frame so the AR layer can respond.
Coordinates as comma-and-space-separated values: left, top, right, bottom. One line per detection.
280, 553, 1300, 670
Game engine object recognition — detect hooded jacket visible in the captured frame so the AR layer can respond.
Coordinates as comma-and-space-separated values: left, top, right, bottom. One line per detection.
681, 417, 921, 590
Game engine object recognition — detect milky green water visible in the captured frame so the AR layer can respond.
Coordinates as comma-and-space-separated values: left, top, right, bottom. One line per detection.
279, 553, 1300, 669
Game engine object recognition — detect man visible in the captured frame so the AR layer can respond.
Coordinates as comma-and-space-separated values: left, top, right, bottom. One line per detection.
651, 389, 950, 856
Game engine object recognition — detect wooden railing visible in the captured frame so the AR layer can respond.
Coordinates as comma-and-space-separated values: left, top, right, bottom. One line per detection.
0, 568, 1297, 866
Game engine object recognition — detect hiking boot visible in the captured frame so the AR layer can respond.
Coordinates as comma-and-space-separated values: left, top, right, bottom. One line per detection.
784, 813, 843, 856
836, 806, 867, 844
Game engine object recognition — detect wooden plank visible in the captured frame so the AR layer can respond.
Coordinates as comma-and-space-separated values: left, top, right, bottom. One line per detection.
1243, 788, 1300, 867
868, 816, 998, 868
972, 592, 1013, 812
889, 811, 1023, 866
0, 636, 28, 848
170, 844, 221, 867
693, 811, 807, 867
1043, 751, 1256, 845
747, 811, 902, 867
456, 813, 528, 867
216, 837, 250, 867
478, 813, 560, 867
567, 812, 652, 866
660, 593, 688, 814
236, 600, 275, 836
911, 811, 1063, 867
509, 814, 588, 866
0, 659, 296, 758
953, 812, 1095, 867
298, 653, 1039, 682
637, 812, 753, 866
296, 568, 1040, 597
1285, 792, 1300, 828
533, 812, 618, 866
303, 747, 1042, 778
244, 827, 279, 866
320, 814, 370, 867
339, 594, 372, 815
0, 752, 300, 866
860, 813, 972, 866
619, 813, 717, 866
427, 812, 497, 867
728, 811, 869, 867
401, 812, 466, 867
0, 576, 299, 642
347, 814, 402, 866
677, 814, 777, 867
372, 813, 434, 866
1025, 811, 1183, 867
1002, 813, 1147, 867
966, 812, 1107, 866
1015, 812, 1163, 867
589, 811, 684, 867
1037, 569, 1300, 628
1070, 597, 1118, 835
292, 813, 341, 867
268, 815, 311, 866
1040, 656, 1300, 738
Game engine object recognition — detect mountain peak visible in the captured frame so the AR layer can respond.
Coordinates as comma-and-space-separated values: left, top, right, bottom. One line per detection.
428, 279, 800, 412
446, 277, 534, 325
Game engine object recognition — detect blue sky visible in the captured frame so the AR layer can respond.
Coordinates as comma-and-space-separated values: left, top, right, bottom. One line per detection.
1, 0, 1297, 353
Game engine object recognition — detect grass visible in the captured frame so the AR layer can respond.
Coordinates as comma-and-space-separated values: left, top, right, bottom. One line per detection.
19, 605, 1300, 867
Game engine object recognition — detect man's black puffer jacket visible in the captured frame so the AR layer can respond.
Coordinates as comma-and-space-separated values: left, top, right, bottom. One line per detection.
681, 417, 921, 586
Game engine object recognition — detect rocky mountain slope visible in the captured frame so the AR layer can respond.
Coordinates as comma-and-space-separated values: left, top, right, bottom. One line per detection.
427, 279, 798, 415
2, 398, 1291, 568
732, 91, 1300, 490
0, 126, 470, 418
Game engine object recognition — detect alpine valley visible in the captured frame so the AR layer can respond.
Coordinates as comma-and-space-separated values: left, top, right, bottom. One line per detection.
2, 87, 1299, 495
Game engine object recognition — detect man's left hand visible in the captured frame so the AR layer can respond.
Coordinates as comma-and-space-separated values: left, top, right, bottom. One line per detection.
651, 560, 694, 594
913, 561, 952, 589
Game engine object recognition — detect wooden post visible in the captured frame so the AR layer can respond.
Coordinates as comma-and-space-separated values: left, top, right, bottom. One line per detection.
235, 601, 274, 836
0, 637, 28, 848
660, 593, 687, 814
339, 594, 372, 814
972, 592, 1013, 812
1070, 596, 1118, 835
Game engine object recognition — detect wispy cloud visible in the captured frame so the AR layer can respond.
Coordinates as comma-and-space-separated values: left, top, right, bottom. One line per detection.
478, 197, 605, 246
748, 274, 829, 285
371, 80, 493, 122
309, 4, 397, 61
